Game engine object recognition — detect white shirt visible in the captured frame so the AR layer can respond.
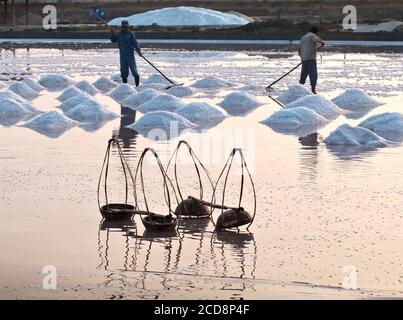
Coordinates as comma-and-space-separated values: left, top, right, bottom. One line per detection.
299, 32, 322, 61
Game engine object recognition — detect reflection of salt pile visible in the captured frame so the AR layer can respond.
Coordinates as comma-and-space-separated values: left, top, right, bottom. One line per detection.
324, 124, 390, 148
177, 102, 226, 128
93, 76, 118, 92
144, 74, 170, 85
65, 100, 118, 122
58, 92, 95, 112
332, 89, 382, 111
219, 91, 263, 116
137, 93, 186, 113
38, 73, 74, 91
191, 76, 233, 89
0, 98, 38, 117
277, 84, 313, 105
284, 94, 345, 120
109, 84, 136, 102
57, 86, 83, 102
22, 110, 78, 131
75, 80, 99, 96
121, 88, 160, 109
22, 77, 44, 92
9, 82, 38, 100
359, 112, 403, 142
167, 86, 195, 97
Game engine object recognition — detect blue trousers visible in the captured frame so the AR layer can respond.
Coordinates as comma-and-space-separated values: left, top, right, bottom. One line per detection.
299, 59, 318, 86
120, 54, 139, 86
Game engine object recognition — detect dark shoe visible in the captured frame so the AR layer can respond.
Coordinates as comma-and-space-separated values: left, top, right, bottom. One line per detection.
134, 75, 140, 87
122, 78, 128, 84
311, 85, 317, 94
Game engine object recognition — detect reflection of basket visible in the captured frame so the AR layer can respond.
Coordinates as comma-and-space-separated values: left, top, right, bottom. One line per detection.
97, 137, 136, 220
134, 148, 179, 232
167, 140, 214, 218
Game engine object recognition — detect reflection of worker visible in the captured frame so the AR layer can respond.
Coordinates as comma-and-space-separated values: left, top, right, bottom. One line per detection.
298, 27, 325, 94
110, 20, 142, 86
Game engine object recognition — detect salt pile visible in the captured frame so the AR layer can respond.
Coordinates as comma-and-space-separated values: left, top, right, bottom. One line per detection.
284, 94, 346, 120
0, 89, 27, 103
108, 6, 250, 27
109, 84, 137, 102
177, 102, 227, 128
0, 98, 38, 117
191, 76, 233, 89
137, 83, 168, 92
57, 86, 84, 102
38, 74, 74, 91
9, 82, 38, 100
167, 86, 195, 98
277, 84, 313, 105
144, 74, 170, 85
354, 21, 403, 33
121, 89, 160, 110
111, 74, 136, 85
324, 124, 390, 148
22, 110, 78, 131
359, 112, 403, 142
93, 76, 118, 92
136, 93, 186, 113
261, 107, 329, 136
58, 92, 96, 113
219, 91, 263, 116
65, 100, 119, 122
22, 77, 44, 92
331, 89, 382, 112
75, 80, 99, 96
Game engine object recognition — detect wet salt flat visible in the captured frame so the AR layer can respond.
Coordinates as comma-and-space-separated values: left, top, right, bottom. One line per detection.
0, 47, 403, 299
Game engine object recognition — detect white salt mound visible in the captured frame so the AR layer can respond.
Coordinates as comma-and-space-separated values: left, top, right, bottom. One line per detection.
144, 74, 170, 85
219, 91, 263, 116
0, 89, 26, 103
284, 94, 346, 120
0, 98, 38, 117
332, 89, 382, 111
177, 102, 226, 127
65, 100, 118, 122
22, 77, 44, 92
38, 73, 74, 91
22, 110, 78, 130
121, 89, 160, 110
325, 124, 390, 148
9, 82, 38, 100
136, 83, 167, 92
109, 84, 137, 102
58, 92, 95, 113
167, 86, 195, 98
75, 80, 99, 96
191, 76, 233, 89
359, 112, 403, 142
57, 86, 84, 102
277, 84, 313, 105
137, 93, 186, 113
93, 76, 118, 92
108, 6, 250, 27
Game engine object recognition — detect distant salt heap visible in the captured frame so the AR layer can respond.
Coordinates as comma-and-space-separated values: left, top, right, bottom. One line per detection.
38, 73, 74, 91
0, 98, 38, 117
324, 124, 390, 148
93, 76, 118, 92
191, 76, 233, 89
332, 89, 382, 112
58, 92, 95, 113
57, 86, 84, 102
22, 77, 44, 92
277, 85, 313, 105
109, 84, 137, 102
144, 74, 170, 85
9, 82, 38, 100
121, 89, 160, 110
75, 80, 99, 96
359, 112, 403, 142
137, 93, 186, 113
284, 95, 346, 120
167, 86, 195, 98
177, 102, 226, 128
219, 91, 263, 116
65, 100, 118, 122
22, 110, 78, 131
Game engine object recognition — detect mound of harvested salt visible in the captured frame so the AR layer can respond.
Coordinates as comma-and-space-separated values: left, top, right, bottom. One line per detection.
284, 94, 345, 120
57, 86, 84, 102
167, 86, 195, 97
137, 93, 186, 113
93, 76, 118, 92
65, 100, 118, 122
324, 124, 390, 148
38, 73, 74, 91
359, 112, 403, 142
219, 91, 263, 116
261, 107, 329, 136
121, 88, 160, 110
109, 84, 137, 102
0, 89, 26, 103
58, 92, 95, 113
0, 80, 7, 89
0, 98, 38, 117
191, 76, 233, 89
22, 110, 78, 130
9, 82, 38, 100
331, 89, 382, 111
144, 74, 170, 85
22, 77, 44, 92
277, 84, 313, 105
177, 102, 227, 127
75, 80, 99, 96
136, 83, 167, 92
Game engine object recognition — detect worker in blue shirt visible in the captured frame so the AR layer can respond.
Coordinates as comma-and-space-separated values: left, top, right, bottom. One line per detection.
110, 20, 142, 86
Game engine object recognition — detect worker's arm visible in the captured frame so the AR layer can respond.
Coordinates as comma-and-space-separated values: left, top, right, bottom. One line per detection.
110, 28, 118, 43
130, 33, 142, 56
311, 33, 325, 48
